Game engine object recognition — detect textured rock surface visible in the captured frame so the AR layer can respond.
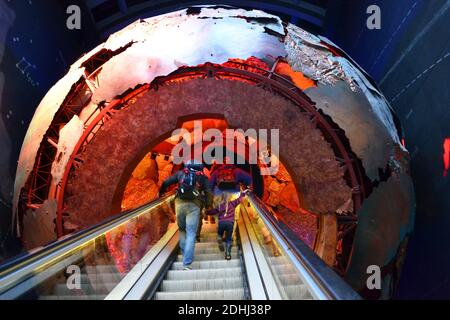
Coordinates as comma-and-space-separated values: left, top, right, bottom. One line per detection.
121, 153, 160, 211
121, 177, 159, 211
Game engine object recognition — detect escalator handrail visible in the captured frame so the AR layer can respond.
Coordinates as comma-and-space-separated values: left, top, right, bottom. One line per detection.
0, 193, 175, 293
246, 192, 361, 300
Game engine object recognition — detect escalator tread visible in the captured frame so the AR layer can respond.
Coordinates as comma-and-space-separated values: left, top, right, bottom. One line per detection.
166, 267, 242, 280
161, 276, 244, 292
38, 264, 123, 300
154, 223, 247, 300
154, 288, 245, 300
39, 294, 107, 300
171, 259, 241, 270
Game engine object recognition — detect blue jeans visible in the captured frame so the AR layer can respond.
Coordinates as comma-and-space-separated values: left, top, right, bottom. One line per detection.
218, 221, 234, 245
175, 199, 201, 266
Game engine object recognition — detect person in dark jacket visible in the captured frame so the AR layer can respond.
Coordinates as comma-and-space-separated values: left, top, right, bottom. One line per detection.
206, 189, 249, 260
209, 157, 252, 194
159, 160, 213, 270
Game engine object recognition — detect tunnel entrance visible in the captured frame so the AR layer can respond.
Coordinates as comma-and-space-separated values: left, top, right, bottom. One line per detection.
61, 75, 357, 272
118, 116, 318, 247
106, 114, 319, 273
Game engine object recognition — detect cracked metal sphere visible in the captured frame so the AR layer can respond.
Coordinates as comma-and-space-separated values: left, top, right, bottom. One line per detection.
13, 6, 415, 298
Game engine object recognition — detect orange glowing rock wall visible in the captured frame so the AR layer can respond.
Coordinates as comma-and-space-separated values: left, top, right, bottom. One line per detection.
262, 162, 317, 247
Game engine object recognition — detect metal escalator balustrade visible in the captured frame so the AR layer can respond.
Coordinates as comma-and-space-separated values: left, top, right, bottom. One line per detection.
243, 192, 361, 300
0, 193, 176, 300
0, 190, 361, 300
134, 191, 360, 300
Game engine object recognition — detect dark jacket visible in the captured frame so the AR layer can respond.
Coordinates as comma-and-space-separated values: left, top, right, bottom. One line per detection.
159, 166, 213, 209
206, 192, 244, 224
209, 165, 252, 192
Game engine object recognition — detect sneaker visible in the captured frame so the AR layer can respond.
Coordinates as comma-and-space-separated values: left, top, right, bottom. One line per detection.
225, 243, 232, 260
183, 264, 192, 270
217, 238, 224, 252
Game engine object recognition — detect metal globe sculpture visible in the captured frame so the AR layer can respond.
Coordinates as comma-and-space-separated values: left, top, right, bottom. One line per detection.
13, 6, 415, 298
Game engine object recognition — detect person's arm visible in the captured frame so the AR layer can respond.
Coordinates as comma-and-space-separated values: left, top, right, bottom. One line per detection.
159, 172, 179, 196
205, 207, 219, 216
229, 192, 245, 208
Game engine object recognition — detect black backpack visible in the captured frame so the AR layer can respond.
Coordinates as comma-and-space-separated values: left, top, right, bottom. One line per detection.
177, 168, 204, 200
217, 166, 236, 190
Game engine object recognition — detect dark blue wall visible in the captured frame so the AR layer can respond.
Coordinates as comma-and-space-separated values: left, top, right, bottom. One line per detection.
324, 0, 450, 299
0, 0, 98, 258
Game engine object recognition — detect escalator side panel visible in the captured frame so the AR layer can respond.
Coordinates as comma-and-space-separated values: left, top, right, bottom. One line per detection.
236, 211, 267, 300
106, 223, 179, 300
245, 193, 361, 300
240, 206, 282, 300
0, 194, 175, 300
124, 229, 179, 300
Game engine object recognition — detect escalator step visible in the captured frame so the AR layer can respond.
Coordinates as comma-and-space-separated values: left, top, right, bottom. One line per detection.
194, 242, 219, 247
85, 265, 124, 277
276, 273, 303, 286
176, 253, 237, 262
79, 273, 118, 282
267, 256, 290, 265
171, 259, 240, 270
194, 241, 238, 247
53, 282, 118, 296
161, 276, 244, 292
166, 267, 242, 280
199, 229, 218, 235
39, 294, 106, 300
282, 284, 312, 300
79, 273, 122, 284
194, 246, 238, 254
200, 234, 224, 241
271, 264, 296, 274
154, 288, 245, 300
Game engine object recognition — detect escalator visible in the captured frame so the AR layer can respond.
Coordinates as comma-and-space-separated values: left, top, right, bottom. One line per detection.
0, 192, 360, 300
154, 223, 246, 300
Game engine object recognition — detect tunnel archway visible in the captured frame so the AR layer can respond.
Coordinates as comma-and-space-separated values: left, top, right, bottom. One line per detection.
115, 114, 318, 248
59, 71, 360, 272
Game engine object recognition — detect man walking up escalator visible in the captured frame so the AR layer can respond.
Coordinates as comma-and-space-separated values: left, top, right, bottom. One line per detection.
159, 160, 213, 270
